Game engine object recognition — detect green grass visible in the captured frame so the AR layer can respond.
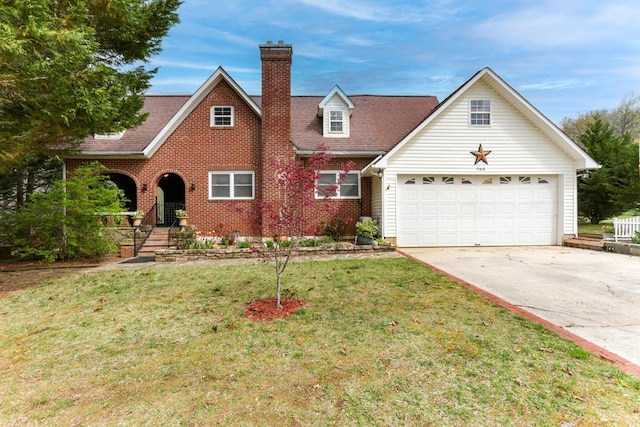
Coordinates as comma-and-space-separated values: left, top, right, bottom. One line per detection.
1, 258, 639, 425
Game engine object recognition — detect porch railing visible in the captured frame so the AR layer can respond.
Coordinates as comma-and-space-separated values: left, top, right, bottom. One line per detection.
133, 203, 157, 256
166, 202, 185, 246
613, 216, 640, 242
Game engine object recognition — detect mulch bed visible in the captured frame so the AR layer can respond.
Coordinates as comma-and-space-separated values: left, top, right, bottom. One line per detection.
244, 297, 305, 321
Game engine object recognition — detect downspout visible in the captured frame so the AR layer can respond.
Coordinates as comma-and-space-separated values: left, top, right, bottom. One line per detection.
377, 168, 385, 239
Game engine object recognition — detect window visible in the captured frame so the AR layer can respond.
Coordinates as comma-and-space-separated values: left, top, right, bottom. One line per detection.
442, 176, 454, 185
329, 110, 343, 132
209, 172, 254, 199
422, 176, 435, 184
211, 106, 234, 127
519, 176, 531, 184
461, 178, 473, 184
500, 176, 512, 184
317, 171, 360, 199
94, 131, 125, 140
470, 99, 491, 125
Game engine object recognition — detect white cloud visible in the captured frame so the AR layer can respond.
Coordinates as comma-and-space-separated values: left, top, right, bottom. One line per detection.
472, 1, 640, 50
518, 79, 594, 91
294, 0, 461, 24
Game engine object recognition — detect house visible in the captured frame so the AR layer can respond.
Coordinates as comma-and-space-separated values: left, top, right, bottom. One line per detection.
64, 41, 598, 247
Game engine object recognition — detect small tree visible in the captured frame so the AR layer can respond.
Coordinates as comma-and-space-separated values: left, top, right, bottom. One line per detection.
578, 115, 640, 223
247, 149, 354, 308
13, 162, 125, 262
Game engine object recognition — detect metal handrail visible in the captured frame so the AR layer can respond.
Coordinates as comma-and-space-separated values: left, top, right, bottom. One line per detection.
133, 203, 157, 256
165, 202, 185, 246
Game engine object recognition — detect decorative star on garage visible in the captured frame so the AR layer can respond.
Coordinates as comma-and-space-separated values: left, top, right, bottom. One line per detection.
470, 144, 491, 165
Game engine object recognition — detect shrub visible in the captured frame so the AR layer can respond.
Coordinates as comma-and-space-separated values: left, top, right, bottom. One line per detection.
299, 238, 321, 247
318, 218, 349, 242
356, 218, 379, 239
12, 162, 124, 262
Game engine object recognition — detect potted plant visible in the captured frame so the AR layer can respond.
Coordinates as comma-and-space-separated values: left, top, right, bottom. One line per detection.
131, 211, 144, 227
355, 218, 378, 245
176, 209, 188, 227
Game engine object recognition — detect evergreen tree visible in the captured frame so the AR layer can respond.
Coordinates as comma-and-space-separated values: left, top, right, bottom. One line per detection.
12, 162, 125, 261
0, 0, 181, 173
578, 115, 640, 223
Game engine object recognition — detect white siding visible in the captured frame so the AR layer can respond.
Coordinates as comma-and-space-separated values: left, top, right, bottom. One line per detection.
372, 176, 383, 234
384, 81, 577, 242
322, 94, 350, 138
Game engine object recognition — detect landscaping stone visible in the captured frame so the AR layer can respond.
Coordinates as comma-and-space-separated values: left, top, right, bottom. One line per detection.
154, 244, 394, 262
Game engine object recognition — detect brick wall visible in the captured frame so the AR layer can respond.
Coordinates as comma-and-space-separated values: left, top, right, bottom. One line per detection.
259, 41, 295, 236
67, 79, 262, 239
67, 42, 376, 241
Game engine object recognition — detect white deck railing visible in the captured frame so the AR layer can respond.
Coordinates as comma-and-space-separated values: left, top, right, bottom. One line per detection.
613, 216, 640, 242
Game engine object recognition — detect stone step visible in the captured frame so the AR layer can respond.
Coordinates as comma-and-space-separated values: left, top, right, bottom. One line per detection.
136, 227, 172, 256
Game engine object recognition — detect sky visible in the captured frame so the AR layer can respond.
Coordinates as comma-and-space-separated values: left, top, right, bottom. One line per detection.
146, 0, 640, 125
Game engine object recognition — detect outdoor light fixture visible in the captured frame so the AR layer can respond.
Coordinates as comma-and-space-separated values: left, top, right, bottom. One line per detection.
190, 183, 196, 191
142, 183, 148, 191
377, 170, 384, 179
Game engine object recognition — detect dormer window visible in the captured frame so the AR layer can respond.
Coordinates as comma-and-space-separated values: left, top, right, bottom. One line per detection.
94, 131, 126, 140
318, 85, 354, 138
211, 106, 234, 127
470, 99, 491, 126
330, 110, 344, 132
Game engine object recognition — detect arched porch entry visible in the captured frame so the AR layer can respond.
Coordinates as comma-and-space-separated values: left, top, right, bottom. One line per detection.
104, 173, 137, 211
157, 173, 186, 226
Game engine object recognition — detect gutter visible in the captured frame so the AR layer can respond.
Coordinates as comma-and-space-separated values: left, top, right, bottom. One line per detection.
295, 150, 386, 157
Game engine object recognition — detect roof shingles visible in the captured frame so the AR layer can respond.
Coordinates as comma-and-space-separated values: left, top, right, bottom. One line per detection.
79, 93, 438, 156
79, 95, 189, 154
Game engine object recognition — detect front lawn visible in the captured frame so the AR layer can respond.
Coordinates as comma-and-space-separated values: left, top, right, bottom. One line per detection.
1, 258, 638, 425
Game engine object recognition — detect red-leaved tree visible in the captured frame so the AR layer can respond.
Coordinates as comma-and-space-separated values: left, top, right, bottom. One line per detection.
246, 147, 354, 308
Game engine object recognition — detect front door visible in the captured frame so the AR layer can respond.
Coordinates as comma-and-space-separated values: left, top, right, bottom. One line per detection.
157, 173, 185, 226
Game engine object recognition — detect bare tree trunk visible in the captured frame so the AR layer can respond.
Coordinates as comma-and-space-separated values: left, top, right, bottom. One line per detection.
15, 168, 24, 208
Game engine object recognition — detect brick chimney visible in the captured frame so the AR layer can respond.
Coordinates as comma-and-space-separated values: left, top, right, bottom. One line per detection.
259, 40, 293, 236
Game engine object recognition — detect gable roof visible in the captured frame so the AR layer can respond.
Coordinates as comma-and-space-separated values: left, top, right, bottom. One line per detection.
373, 67, 599, 170
73, 67, 261, 158
317, 85, 355, 116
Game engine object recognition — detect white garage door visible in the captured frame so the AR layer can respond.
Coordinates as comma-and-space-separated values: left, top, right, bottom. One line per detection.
397, 175, 558, 247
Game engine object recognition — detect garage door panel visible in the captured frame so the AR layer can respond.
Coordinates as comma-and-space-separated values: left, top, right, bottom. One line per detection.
460, 218, 476, 231
420, 188, 438, 201
497, 188, 516, 201
518, 203, 534, 214
421, 219, 437, 233
439, 218, 457, 232
439, 204, 457, 216
421, 204, 437, 216
497, 203, 515, 215
400, 203, 419, 217
401, 188, 419, 201
536, 203, 553, 215
397, 175, 557, 247
460, 204, 476, 215
478, 203, 495, 215
460, 189, 475, 200
440, 189, 457, 201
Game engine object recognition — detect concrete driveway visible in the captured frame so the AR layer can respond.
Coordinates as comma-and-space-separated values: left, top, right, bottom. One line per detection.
400, 246, 640, 369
